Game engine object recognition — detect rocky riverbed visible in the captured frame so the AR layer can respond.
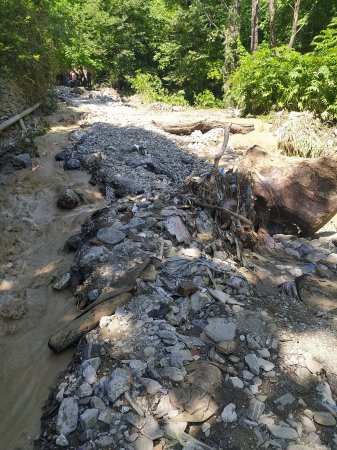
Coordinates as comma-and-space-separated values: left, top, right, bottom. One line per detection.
2, 86, 337, 450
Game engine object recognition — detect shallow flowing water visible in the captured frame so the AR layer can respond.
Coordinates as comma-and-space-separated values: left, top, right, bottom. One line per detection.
0, 106, 106, 449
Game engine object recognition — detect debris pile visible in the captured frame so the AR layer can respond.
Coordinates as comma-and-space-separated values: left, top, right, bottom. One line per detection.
35, 88, 337, 450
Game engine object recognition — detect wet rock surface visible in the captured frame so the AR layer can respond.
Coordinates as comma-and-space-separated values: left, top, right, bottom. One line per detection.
30, 87, 337, 450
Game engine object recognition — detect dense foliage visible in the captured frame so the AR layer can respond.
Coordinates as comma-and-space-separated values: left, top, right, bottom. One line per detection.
0, 0, 336, 117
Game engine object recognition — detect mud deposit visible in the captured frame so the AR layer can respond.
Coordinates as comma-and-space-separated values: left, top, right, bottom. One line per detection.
0, 106, 106, 449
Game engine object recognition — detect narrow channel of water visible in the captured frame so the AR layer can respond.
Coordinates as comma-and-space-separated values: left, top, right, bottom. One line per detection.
0, 106, 106, 449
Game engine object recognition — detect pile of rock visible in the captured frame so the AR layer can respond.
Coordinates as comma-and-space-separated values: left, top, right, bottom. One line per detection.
36, 89, 337, 450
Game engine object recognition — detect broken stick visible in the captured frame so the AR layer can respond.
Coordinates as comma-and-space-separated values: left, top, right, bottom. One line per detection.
192, 199, 253, 226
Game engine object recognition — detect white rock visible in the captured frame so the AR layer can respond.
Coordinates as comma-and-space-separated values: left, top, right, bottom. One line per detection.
80, 408, 99, 430
139, 377, 162, 395
221, 403, 237, 423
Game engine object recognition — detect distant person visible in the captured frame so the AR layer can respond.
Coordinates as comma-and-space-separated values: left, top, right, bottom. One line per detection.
69, 70, 77, 87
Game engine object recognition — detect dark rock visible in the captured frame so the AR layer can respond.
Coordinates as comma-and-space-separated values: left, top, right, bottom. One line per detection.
57, 189, 81, 209
63, 158, 81, 171
55, 150, 70, 161
12, 153, 32, 169
64, 233, 82, 251
177, 280, 198, 297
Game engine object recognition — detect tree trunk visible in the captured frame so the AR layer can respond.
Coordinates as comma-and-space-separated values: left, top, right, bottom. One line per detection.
289, 0, 301, 48
48, 293, 133, 352
152, 120, 254, 135
237, 146, 337, 236
251, 0, 259, 53
268, 0, 277, 48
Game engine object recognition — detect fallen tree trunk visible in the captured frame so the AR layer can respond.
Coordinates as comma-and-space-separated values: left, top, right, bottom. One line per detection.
48, 293, 132, 353
152, 120, 254, 135
238, 146, 337, 235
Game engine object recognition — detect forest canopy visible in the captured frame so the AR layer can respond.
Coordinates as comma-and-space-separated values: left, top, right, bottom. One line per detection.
0, 0, 336, 118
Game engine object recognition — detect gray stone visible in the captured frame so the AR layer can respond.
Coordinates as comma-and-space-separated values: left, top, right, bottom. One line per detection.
313, 411, 336, 426
96, 435, 114, 447
141, 416, 164, 440
12, 153, 32, 169
79, 246, 108, 271
230, 377, 244, 389
88, 289, 99, 301
245, 354, 260, 375
258, 358, 275, 372
98, 408, 114, 425
221, 403, 237, 423
129, 360, 147, 378
77, 382, 93, 398
158, 330, 178, 345
55, 434, 69, 447
81, 357, 101, 371
97, 227, 126, 245
170, 349, 193, 368
267, 425, 298, 440
257, 348, 270, 358
161, 367, 186, 382
139, 378, 162, 395
204, 318, 236, 343
80, 408, 99, 430
83, 365, 97, 384
126, 412, 146, 429
63, 158, 81, 171
57, 189, 81, 209
196, 211, 214, 234
247, 399, 265, 421
90, 396, 106, 411
106, 368, 130, 403
56, 397, 79, 436
52, 272, 71, 290
133, 435, 154, 450
242, 370, 254, 380
190, 292, 211, 313
276, 393, 296, 406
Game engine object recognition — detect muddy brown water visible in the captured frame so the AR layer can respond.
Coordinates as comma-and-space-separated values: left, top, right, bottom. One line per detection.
0, 107, 106, 449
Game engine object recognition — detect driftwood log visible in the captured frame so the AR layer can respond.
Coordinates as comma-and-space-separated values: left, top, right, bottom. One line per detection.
238, 146, 337, 235
152, 120, 254, 135
48, 293, 132, 352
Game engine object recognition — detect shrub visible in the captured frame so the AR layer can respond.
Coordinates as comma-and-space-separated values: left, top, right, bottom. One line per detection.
194, 89, 227, 108
229, 43, 337, 120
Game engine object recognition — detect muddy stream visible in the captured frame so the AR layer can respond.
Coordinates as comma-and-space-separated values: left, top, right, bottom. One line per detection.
0, 106, 106, 449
